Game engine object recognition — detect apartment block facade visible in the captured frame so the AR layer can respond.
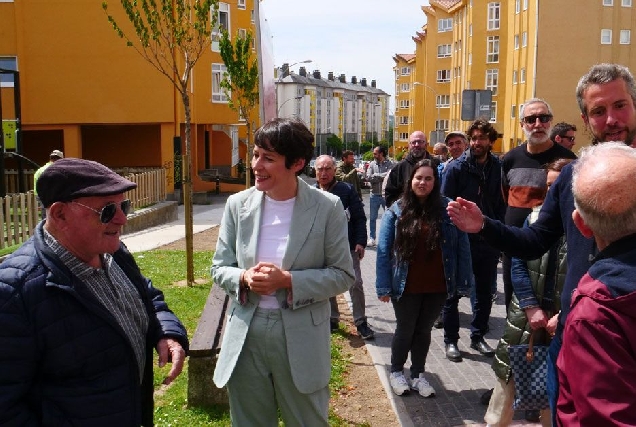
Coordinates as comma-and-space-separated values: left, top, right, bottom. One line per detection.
276, 67, 390, 156
0, 0, 256, 193
396, 0, 636, 154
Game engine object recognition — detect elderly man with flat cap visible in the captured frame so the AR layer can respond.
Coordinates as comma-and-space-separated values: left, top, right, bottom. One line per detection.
0, 158, 188, 426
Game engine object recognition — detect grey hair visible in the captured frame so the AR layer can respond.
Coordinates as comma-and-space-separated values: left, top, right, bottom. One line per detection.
576, 63, 636, 117
573, 142, 636, 243
520, 98, 553, 119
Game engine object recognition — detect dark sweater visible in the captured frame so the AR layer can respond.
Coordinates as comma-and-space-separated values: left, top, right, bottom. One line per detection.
317, 180, 367, 250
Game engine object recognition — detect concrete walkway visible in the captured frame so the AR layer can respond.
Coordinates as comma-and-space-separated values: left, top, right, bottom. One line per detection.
121, 188, 542, 427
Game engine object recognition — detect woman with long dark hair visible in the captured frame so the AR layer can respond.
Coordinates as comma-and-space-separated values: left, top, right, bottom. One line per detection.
376, 159, 473, 397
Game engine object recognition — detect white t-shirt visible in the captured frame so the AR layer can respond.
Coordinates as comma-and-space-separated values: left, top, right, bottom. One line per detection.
256, 195, 295, 308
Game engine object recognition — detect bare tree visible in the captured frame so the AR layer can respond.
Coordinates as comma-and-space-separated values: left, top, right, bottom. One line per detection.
102, 0, 218, 285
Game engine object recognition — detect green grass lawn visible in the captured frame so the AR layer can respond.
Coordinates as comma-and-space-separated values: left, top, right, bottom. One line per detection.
135, 249, 360, 426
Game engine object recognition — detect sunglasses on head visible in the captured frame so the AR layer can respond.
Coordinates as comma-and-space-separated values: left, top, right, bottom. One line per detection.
522, 114, 553, 124
71, 199, 132, 223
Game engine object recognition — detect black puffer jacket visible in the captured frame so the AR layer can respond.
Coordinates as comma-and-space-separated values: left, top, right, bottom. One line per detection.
0, 223, 189, 426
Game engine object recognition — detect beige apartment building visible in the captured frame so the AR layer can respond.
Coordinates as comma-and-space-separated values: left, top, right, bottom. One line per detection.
396, 0, 636, 153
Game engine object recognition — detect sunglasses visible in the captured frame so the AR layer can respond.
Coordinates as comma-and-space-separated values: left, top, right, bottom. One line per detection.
522, 114, 553, 124
560, 136, 575, 142
71, 199, 132, 223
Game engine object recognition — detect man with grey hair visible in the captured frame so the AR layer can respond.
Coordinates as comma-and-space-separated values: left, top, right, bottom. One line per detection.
500, 99, 576, 311
557, 142, 636, 426
447, 63, 636, 423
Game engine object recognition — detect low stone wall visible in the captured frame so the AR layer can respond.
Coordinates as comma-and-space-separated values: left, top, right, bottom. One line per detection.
122, 201, 178, 235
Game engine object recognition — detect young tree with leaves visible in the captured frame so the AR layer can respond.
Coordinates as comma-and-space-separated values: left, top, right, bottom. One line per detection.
219, 28, 259, 188
102, 0, 218, 286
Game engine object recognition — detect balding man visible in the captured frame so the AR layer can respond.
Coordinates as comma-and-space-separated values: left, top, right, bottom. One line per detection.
557, 142, 636, 426
384, 131, 438, 207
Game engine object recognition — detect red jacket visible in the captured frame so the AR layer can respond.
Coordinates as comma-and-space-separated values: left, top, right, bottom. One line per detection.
557, 234, 636, 426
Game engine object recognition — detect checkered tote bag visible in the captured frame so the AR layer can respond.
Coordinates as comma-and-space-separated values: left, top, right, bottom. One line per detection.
508, 329, 549, 411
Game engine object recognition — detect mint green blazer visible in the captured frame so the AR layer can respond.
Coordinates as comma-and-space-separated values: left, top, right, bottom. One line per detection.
211, 178, 354, 393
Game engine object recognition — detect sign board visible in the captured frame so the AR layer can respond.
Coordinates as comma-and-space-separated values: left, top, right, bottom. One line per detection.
461, 90, 493, 121
2, 119, 17, 150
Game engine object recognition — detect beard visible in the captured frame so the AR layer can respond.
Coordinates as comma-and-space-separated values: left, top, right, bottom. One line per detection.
524, 127, 551, 145
591, 126, 636, 147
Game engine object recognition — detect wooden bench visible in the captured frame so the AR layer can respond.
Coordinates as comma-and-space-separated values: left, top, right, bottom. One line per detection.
187, 284, 229, 408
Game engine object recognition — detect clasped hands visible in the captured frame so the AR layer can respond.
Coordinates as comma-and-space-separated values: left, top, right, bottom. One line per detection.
242, 262, 292, 295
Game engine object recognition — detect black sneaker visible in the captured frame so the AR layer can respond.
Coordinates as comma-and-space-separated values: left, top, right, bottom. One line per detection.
330, 320, 339, 333
356, 322, 375, 340
433, 314, 443, 329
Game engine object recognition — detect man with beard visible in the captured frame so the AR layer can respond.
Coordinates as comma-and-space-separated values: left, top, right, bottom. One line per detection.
501, 99, 577, 311
447, 62, 636, 424
440, 118, 506, 361
385, 131, 437, 207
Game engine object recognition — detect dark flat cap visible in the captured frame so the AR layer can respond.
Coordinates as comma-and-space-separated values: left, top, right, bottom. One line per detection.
37, 158, 137, 207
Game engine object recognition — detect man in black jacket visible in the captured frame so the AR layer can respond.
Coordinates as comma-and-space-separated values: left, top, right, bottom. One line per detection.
0, 158, 188, 426
384, 130, 438, 207
316, 155, 374, 339
441, 118, 505, 362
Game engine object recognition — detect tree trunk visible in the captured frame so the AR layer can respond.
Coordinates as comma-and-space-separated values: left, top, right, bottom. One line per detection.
182, 88, 195, 286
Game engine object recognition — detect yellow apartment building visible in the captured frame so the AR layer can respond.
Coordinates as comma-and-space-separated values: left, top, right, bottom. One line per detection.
393, 53, 416, 154
0, 0, 256, 194
400, 0, 636, 154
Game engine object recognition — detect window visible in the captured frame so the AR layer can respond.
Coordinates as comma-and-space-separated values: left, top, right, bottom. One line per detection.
401, 66, 411, 75
399, 116, 409, 125
511, 105, 516, 118
438, 44, 452, 58
435, 119, 449, 131
487, 36, 499, 63
520, 68, 526, 83
485, 69, 499, 96
437, 69, 451, 82
601, 29, 613, 44
490, 102, 497, 122
522, 31, 528, 47
623, 0, 632, 6
621, 30, 631, 44
514, 35, 519, 49
238, 0, 246, 9
401, 83, 410, 92
436, 95, 450, 107
212, 63, 229, 102
399, 100, 410, 108
523, 0, 528, 10
0, 57, 17, 87
515, 0, 520, 13
238, 28, 247, 39
251, 9, 254, 22
512, 70, 518, 84
469, 24, 473, 36
603, 0, 613, 5
399, 132, 409, 140
211, 3, 230, 52
487, 3, 500, 30
438, 18, 453, 32
468, 53, 472, 64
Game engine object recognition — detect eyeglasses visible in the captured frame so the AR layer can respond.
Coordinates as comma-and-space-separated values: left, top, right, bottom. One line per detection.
410, 139, 427, 145
560, 136, 575, 142
522, 114, 553, 124
71, 199, 132, 223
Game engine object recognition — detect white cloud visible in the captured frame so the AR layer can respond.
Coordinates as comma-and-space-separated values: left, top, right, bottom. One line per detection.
260, 0, 429, 110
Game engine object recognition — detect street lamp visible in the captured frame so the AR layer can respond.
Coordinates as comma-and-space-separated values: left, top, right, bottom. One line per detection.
277, 96, 303, 117
413, 82, 442, 144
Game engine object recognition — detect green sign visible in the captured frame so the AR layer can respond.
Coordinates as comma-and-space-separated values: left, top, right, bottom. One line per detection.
2, 119, 17, 150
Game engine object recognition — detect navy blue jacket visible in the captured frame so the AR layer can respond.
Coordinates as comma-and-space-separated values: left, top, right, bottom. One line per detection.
0, 222, 189, 426
317, 180, 367, 250
441, 149, 506, 223
479, 161, 595, 330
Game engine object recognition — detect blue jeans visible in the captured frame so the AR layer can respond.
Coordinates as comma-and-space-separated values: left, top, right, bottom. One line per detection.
368, 193, 385, 240
547, 333, 562, 426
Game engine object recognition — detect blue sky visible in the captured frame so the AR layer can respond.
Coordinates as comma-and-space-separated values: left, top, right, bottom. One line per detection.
260, 1, 430, 110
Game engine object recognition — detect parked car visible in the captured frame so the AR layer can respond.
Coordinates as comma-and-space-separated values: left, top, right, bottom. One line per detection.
305, 158, 316, 177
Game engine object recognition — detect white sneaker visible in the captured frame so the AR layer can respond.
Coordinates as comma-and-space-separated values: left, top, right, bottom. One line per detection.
367, 238, 376, 247
389, 371, 410, 396
410, 373, 436, 397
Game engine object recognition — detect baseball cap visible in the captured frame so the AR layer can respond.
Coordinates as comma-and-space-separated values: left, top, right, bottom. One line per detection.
50, 150, 64, 159
444, 131, 467, 144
